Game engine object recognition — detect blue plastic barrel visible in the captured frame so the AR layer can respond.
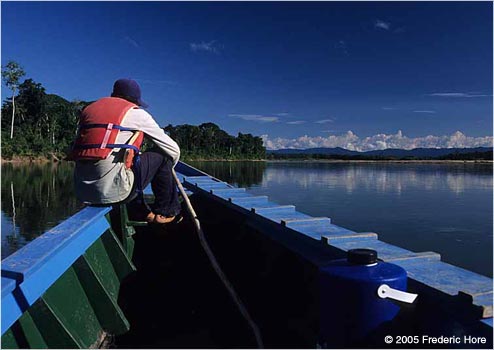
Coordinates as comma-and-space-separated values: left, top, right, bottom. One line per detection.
319, 248, 408, 347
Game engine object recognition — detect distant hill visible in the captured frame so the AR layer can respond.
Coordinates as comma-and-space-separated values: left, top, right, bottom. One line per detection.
268, 147, 493, 159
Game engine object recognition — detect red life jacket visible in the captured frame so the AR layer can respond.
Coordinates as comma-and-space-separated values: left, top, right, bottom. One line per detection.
71, 97, 144, 168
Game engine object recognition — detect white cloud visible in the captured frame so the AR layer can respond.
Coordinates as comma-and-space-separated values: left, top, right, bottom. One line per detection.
228, 114, 279, 123
286, 121, 306, 125
274, 112, 290, 116
190, 40, 220, 53
124, 36, 140, 48
382, 107, 396, 110
374, 20, 391, 30
427, 92, 492, 98
262, 130, 493, 151
315, 118, 335, 124
334, 40, 349, 55
413, 110, 436, 114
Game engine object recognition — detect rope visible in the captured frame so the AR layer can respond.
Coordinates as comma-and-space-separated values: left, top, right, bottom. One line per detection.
172, 170, 264, 348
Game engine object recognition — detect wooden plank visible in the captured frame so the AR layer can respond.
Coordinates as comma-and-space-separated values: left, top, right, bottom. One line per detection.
481, 318, 493, 327
329, 238, 418, 261
252, 206, 312, 223
395, 259, 493, 299
252, 205, 296, 214
183, 175, 211, 181
322, 232, 378, 242
143, 184, 153, 195
211, 188, 246, 194
469, 293, 493, 318
99, 230, 136, 282
40, 266, 102, 348
234, 199, 278, 210
2, 207, 111, 282
1, 278, 23, 335
183, 178, 218, 190
73, 255, 130, 335
174, 171, 187, 184
264, 211, 312, 221
185, 180, 219, 187
212, 189, 251, 200
3, 215, 110, 305
17, 311, 48, 348
399, 260, 493, 318
2, 277, 16, 296
285, 220, 356, 240
1, 328, 19, 348
284, 219, 344, 240
384, 251, 441, 262
28, 298, 81, 348
281, 217, 332, 226
189, 177, 218, 183
197, 182, 231, 190
230, 196, 268, 204
1, 220, 135, 341
175, 162, 210, 177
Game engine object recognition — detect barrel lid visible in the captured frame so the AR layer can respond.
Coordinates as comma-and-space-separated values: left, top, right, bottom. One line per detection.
348, 249, 378, 265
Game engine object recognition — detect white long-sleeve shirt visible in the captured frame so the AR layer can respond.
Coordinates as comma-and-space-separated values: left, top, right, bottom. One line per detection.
74, 107, 180, 204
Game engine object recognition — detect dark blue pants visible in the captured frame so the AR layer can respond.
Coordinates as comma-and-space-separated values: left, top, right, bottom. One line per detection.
128, 151, 181, 217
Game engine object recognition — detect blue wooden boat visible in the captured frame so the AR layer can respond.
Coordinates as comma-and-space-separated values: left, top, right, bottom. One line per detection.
1, 161, 492, 348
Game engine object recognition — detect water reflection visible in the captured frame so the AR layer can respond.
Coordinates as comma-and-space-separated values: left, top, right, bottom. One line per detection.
1, 162, 82, 258
188, 161, 266, 188
260, 163, 493, 196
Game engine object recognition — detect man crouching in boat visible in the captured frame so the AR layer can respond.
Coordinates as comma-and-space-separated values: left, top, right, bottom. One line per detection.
70, 78, 181, 225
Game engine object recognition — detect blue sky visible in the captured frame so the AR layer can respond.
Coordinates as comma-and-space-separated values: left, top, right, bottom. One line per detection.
2, 1, 493, 150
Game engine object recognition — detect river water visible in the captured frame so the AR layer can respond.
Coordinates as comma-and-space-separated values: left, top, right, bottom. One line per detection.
1, 161, 492, 277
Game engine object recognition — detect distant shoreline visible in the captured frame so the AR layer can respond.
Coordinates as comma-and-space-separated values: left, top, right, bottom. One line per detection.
1, 154, 63, 164
187, 158, 492, 164
1, 157, 56, 164
2, 156, 492, 165
265, 159, 493, 164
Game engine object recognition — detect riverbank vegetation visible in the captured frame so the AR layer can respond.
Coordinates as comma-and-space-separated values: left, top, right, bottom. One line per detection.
164, 123, 265, 160
1, 61, 265, 161
0, 67, 91, 160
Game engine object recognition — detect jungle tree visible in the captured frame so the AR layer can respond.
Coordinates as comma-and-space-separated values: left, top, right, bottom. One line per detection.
1, 61, 25, 138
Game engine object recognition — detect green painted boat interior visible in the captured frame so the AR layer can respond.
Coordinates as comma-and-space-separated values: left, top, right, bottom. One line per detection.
2, 223, 135, 348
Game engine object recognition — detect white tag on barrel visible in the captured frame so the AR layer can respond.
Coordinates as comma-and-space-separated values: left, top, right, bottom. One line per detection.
377, 284, 418, 303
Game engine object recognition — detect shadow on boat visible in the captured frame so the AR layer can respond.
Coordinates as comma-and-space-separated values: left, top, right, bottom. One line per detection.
112, 192, 493, 349
114, 204, 256, 348
113, 196, 322, 349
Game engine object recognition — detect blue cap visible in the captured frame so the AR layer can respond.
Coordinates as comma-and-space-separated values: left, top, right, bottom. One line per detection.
111, 78, 148, 108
